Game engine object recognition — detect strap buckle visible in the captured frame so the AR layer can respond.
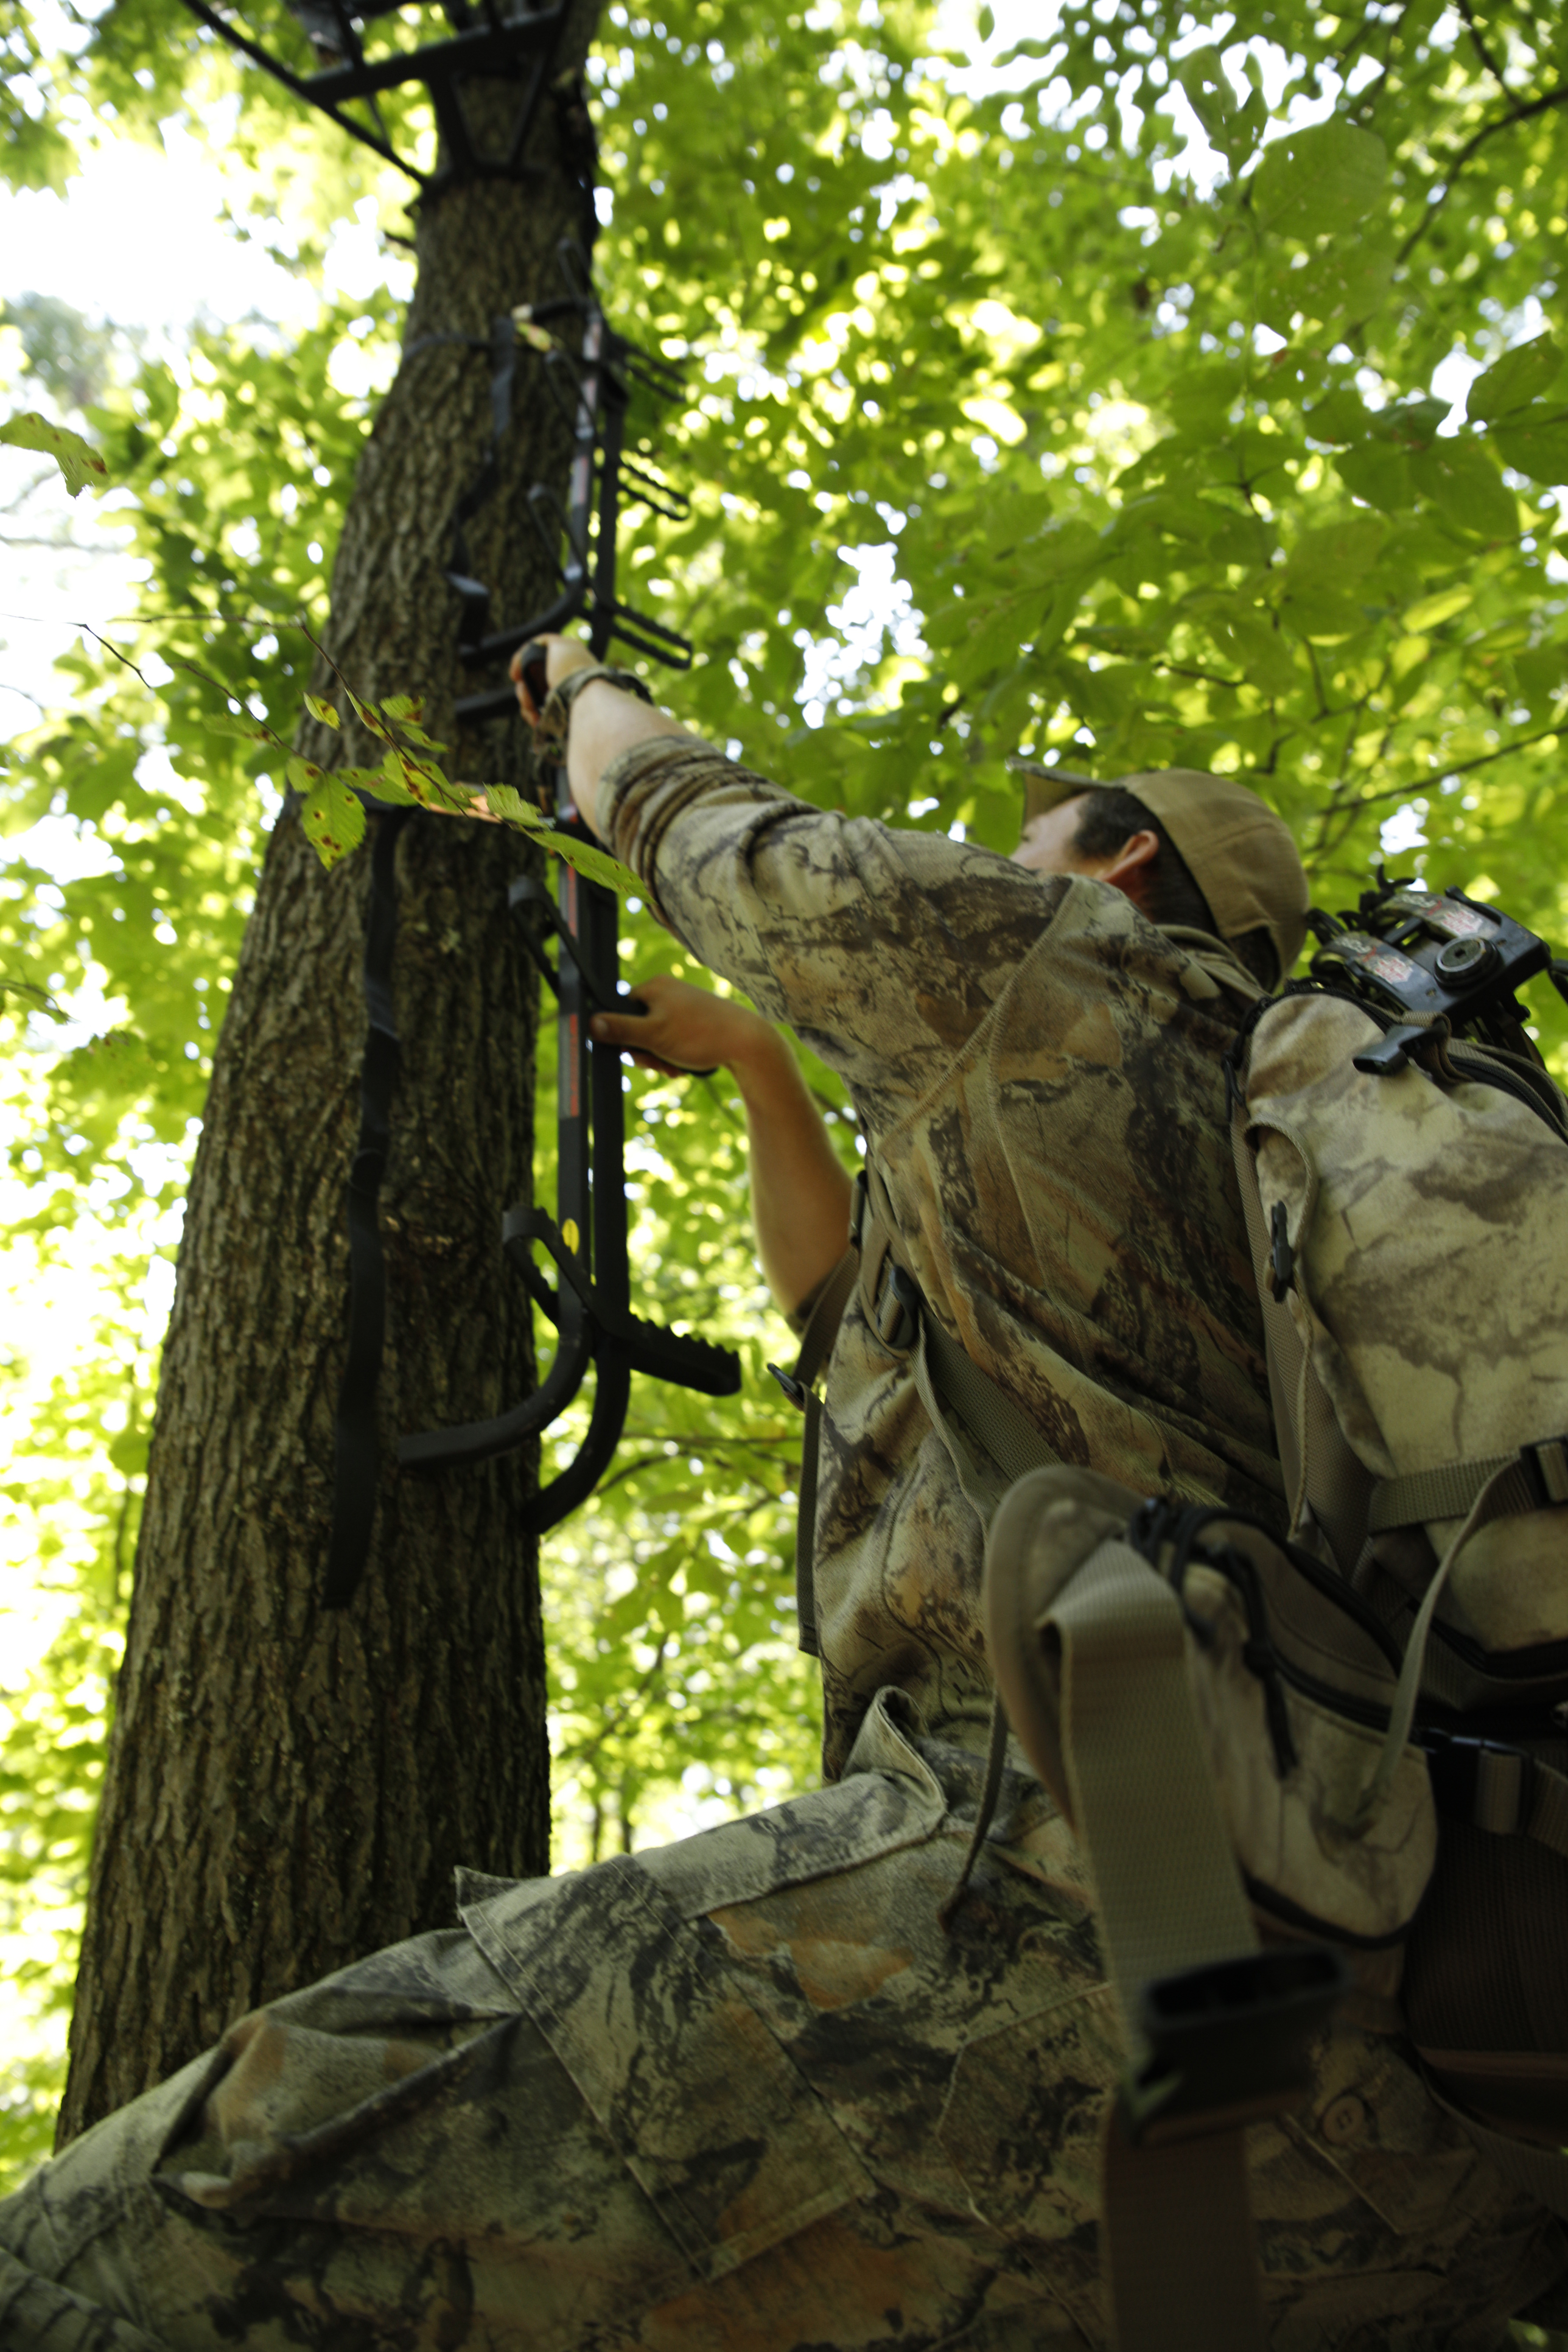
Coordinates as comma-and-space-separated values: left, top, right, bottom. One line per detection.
874, 1259, 921, 1353
848, 1168, 869, 1253
1519, 1434, 1568, 1508
1117, 1945, 1349, 2148
1419, 1729, 1535, 1835
766, 1362, 809, 1410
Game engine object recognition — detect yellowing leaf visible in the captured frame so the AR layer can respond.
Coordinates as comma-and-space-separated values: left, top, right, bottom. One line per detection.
0, 410, 110, 496
205, 710, 277, 743
1403, 586, 1473, 632
304, 693, 341, 729
300, 776, 367, 869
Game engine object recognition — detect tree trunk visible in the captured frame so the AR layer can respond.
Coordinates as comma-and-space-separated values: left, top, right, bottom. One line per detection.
58, 10, 602, 2140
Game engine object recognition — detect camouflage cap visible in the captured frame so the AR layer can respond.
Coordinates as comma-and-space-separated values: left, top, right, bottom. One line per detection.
1008, 758, 1310, 979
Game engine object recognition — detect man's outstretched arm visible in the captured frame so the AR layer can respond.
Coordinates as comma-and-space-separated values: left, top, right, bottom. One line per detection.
511, 636, 683, 834
588, 976, 852, 1322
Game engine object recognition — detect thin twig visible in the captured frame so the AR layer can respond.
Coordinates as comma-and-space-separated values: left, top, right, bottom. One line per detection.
1397, 82, 1568, 266
1454, 0, 1508, 91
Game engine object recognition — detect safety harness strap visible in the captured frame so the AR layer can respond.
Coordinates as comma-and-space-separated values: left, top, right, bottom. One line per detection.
771, 1244, 861, 1659
324, 803, 415, 1609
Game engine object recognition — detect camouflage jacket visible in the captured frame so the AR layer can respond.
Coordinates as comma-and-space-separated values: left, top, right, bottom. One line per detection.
604, 738, 1283, 1778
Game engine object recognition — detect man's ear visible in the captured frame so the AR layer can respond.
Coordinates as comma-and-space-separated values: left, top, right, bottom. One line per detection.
1098, 827, 1161, 909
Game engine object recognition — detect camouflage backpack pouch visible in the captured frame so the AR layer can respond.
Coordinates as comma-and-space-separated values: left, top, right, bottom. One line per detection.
1232, 987, 1568, 2151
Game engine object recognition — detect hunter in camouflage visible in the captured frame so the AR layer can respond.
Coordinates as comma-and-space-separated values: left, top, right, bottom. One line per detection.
2, 659, 1564, 2347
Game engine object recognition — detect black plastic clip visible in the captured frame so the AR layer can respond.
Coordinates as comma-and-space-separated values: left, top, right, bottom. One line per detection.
1352, 1021, 1429, 1077
1117, 1945, 1349, 2148
767, 1362, 809, 1409
1267, 1201, 1295, 1298
1418, 1728, 1534, 1835
874, 1259, 922, 1352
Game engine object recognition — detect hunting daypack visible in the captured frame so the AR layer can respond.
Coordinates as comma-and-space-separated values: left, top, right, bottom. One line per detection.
783, 874, 1568, 2352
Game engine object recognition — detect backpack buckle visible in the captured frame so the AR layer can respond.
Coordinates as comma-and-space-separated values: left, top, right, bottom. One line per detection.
1419, 1729, 1534, 1835
873, 1260, 922, 1352
766, 1362, 809, 1410
1117, 1945, 1349, 2148
1519, 1434, 1568, 1508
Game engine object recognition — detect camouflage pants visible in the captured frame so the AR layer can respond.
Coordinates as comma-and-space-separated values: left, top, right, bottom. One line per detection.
1, 1689, 1564, 2352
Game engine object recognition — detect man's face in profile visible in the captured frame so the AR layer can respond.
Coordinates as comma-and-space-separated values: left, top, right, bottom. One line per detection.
1010, 796, 1091, 877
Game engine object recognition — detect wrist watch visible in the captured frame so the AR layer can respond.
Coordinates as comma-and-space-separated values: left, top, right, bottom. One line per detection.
536, 660, 654, 756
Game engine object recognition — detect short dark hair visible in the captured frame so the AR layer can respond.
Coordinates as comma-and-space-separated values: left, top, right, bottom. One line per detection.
1069, 787, 1278, 988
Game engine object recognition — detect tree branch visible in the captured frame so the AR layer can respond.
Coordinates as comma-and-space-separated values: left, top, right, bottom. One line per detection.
1454, 0, 1508, 92
1397, 81, 1568, 266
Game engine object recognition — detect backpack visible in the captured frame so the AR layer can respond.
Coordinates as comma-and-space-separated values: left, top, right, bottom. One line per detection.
783, 878, 1568, 2352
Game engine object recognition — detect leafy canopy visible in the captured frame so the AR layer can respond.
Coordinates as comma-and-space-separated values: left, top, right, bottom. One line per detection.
4, 0, 1568, 2218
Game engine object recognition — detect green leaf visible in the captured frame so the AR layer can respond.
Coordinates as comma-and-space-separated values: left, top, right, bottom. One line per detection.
1287, 514, 1387, 587
1404, 585, 1473, 633
1488, 406, 1568, 485
1467, 334, 1562, 424
1304, 390, 1372, 447
1268, 238, 1393, 333
205, 710, 279, 743
1374, 398, 1450, 452
1162, 362, 1242, 433
1250, 120, 1387, 242
0, 411, 110, 496
299, 776, 367, 869
303, 693, 341, 729
1177, 49, 1265, 169
1334, 442, 1413, 514
483, 784, 643, 895
335, 762, 418, 806
285, 754, 324, 796
1202, 604, 1298, 696
1406, 440, 1519, 540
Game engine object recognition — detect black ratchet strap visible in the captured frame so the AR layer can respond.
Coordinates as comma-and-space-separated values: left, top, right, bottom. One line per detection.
324, 803, 414, 1609
446, 313, 526, 650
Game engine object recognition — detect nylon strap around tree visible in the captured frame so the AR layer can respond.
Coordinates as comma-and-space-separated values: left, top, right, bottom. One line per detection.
1049, 1537, 1266, 2352
445, 313, 526, 649
323, 804, 414, 1609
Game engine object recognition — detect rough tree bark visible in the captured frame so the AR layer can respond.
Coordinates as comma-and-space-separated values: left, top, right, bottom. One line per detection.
59, 8, 603, 2138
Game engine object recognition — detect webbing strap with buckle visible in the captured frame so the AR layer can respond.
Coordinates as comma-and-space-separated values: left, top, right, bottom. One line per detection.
1420, 1729, 1568, 1860
1370, 1436, 1568, 1535
1047, 1530, 1346, 2350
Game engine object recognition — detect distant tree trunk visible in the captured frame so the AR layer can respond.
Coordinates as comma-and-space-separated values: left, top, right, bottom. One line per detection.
58, 12, 602, 2139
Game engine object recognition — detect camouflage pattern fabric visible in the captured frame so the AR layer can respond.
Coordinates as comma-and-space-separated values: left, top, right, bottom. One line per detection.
2, 1699, 1563, 2349
603, 737, 1281, 1778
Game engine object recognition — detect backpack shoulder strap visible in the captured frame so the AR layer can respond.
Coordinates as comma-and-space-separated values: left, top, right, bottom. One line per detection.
769, 1241, 861, 1658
